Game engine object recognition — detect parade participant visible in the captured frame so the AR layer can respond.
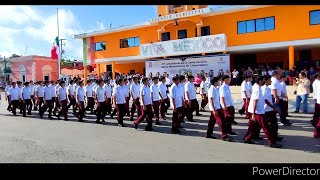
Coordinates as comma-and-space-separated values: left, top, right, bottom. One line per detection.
311, 74, 320, 131
53, 80, 61, 116
134, 78, 153, 131
185, 75, 202, 122
5, 81, 12, 111
165, 74, 172, 89
129, 76, 142, 121
95, 79, 106, 124
206, 77, 231, 141
29, 81, 35, 111
170, 76, 185, 134
8, 82, 20, 116
158, 76, 170, 120
219, 75, 237, 135
150, 76, 161, 125
35, 81, 45, 114
75, 81, 85, 122
21, 82, 32, 117
17, 81, 23, 114
104, 79, 112, 115
57, 81, 69, 121
110, 80, 119, 119
67, 80, 76, 115
280, 76, 289, 118
40, 81, 53, 119
179, 75, 187, 123
239, 76, 251, 119
123, 78, 130, 117
85, 80, 95, 114
200, 76, 208, 112
243, 76, 281, 148
113, 78, 126, 127
33, 81, 39, 110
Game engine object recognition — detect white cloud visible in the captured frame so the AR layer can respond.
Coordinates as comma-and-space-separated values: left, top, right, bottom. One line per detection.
0, 6, 104, 61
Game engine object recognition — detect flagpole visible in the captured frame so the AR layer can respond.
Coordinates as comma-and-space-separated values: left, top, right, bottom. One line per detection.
57, 8, 61, 79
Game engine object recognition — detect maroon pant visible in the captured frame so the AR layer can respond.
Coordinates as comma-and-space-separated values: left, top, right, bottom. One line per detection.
130, 98, 142, 119
172, 107, 185, 130
244, 114, 275, 145
186, 99, 200, 121
311, 103, 320, 137
201, 95, 208, 109
224, 106, 235, 133
241, 98, 250, 118
251, 111, 278, 139
207, 109, 228, 139
160, 98, 170, 117
152, 100, 160, 122
134, 104, 153, 128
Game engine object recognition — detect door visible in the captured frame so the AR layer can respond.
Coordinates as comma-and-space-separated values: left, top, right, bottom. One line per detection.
233, 54, 257, 71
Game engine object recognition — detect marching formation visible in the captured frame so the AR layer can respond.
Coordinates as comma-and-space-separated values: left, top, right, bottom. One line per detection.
4, 71, 320, 149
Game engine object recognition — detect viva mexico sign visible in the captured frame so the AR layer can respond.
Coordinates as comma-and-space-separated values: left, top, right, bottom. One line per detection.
140, 34, 227, 58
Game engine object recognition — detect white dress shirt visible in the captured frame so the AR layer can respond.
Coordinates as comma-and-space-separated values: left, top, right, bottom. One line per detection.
170, 83, 183, 108
158, 82, 168, 99
68, 84, 75, 96
262, 85, 273, 112
150, 83, 160, 101
22, 86, 31, 100
54, 85, 60, 97
85, 84, 94, 97
241, 81, 252, 99
280, 81, 287, 100
29, 85, 35, 96
50, 85, 56, 98
113, 85, 126, 104
95, 86, 105, 102
9, 87, 20, 101
270, 77, 282, 97
185, 82, 197, 100
208, 85, 221, 111
178, 83, 185, 100
104, 84, 112, 98
140, 85, 152, 105
130, 83, 140, 99
248, 83, 265, 114
200, 81, 208, 95
57, 87, 67, 101
123, 84, 130, 98
76, 86, 85, 102
36, 85, 44, 97
219, 83, 233, 108
44, 86, 52, 100
313, 79, 319, 100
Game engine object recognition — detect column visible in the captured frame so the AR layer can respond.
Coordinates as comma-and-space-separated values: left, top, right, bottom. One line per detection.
112, 61, 115, 79
96, 64, 100, 77
157, 29, 162, 42
196, 24, 201, 37
84, 66, 87, 84
289, 46, 294, 70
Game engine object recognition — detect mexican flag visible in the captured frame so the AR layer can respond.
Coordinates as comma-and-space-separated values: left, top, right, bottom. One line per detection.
51, 36, 59, 59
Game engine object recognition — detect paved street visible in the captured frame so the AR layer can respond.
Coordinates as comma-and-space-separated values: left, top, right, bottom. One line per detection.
0, 86, 319, 163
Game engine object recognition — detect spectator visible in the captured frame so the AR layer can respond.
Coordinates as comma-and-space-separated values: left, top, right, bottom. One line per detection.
294, 72, 310, 113
232, 69, 239, 86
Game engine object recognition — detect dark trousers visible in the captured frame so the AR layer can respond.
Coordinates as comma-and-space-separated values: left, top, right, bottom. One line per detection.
11, 100, 19, 115
273, 96, 287, 122
38, 97, 44, 113
106, 98, 112, 114
134, 104, 153, 128
160, 98, 170, 117
311, 103, 320, 137
7, 96, 12, 111
283, 100, 288, 116
125, 97, 130, 116
96, 101, 107, 122
207, 109, 228, 139
224, 106, 235, 133
240, 98, 250, 118
30, 95, 36, 109
152, 100, 160, 122
76, 101, 85, 121
58, 99, 68, 120
130, 98, 142, 119
40, 100, 53, 118
201, 95, 208, 109
67, 95, 76, 114
251, 111, 278, 139
53, 97, 60, 114
117, 104, 126, 125
22, 99, 32, 116
172, 107, 184, 130
244, 114, 275, 145
86, 97, 95, 113
186, 99, 200, 121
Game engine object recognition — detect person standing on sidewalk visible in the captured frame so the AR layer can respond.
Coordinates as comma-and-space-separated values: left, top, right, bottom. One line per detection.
294, 72, 311, 114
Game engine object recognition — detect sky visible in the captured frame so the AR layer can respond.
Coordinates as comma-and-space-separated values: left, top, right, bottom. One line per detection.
0, 5, 227, 61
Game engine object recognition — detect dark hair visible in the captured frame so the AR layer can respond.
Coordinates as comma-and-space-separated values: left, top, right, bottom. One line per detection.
29, 80, 33, 83
152, 76, 159, 81
201, 76, 206, 80
187, 75, 194, 80
210, 77, 219, 85
86, 80, 91, 83
264, 75, 271, 81
17, 81, 22, 84
179, 75, 185, 81
70, 80, 74, 84
24, 82, 29, 86
300, 72, 306, 77
132, 76, 139, 80
172, 76, 179, 81
79, 81, 84, 85
253, 75, 264, 84
281, 75, 286, 79
222, 75, 230, 81
97, 79, 103, 85
50, 81, 54, 84
59, 81, 65, 86
159, 76, 165, 81
44, 80, 50, 84
141, 77, 148, 83
118, 78, 124, 84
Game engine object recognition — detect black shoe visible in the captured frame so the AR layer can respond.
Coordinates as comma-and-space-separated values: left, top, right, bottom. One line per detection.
23, 115, 27, 117
57, 116, 61, 120
232, 121, 238, 125
222, 137, 233, 142
243, 140, 256, 144
145, 127, 154, 131
188, 119, 195, 122
118, 124, 126, 127
238, 109, 244, 116
228, 131, 237, 136
110, 115, 114, 119
269, 143, 282, 148
293, 110, 299, 113
64, 119, 69, 121
196, 113, 202, 116
78, 119, 85, 122
28, 113, 32, 115
310, 120, 317, 128
95, 121, 102, 124
286, 115, 291, 117
155, 122, 162, 125
276, 137, 284, 141
48, 116, 54, 119
101, 119, 106, 123
281, 121, 292, 125
178, 125, 184, 129
182, 120, 185, 123
90, 111, 94, 115
171, 129, 181, 134
134, 123, 138, 129
252, 136, 264, 140
205, 135, 217, 139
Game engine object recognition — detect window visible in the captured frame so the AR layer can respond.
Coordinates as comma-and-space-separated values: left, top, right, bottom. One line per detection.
178, 29, 187, 39
120, 37, 140, 48
310, 10, 320, 25
95, 42, 106, 51
201, 26, 210, 36
237, 16, 275, 34
161, 32, 170, 41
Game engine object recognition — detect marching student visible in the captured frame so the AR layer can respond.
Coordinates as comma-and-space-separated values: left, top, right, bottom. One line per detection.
8, 82, 20, 116
185, 75, 202, 122
29, 81, 36, 111
206, 77, 231, 141
158, 76, 170, 120
35, 81, 45, 114
280, 76, 289, 118
219, 75, 237, 135
200, 76, 208, 112
179, 75, 187, 123
165, 74, 172, 89
17, 81, 23, 114
311, 74, 320, 131
243, 76, 281, 148
53, 80, 61, 115
67, 80, 76, 115
110, 80, 119, 119
95, 79, 106, 124
57, 81, 69, 121
75, 81, 86, 122
134, 78, 153, 131
33, 81, 39, 110
170, 76, 185, 134
50, 81, 57, 115
150, 76, 162, 125
104, 79, 112, 115
113, 78, 126, 127
123, 78, 130, 117
5, 81, 12, 111
40, 81, 53, 119
129, 76, 142, 121
21, 82, 32, 117
85, 80, 95, 114
239, 76, 251, 119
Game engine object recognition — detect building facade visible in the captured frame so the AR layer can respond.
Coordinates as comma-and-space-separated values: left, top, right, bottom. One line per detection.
75, 5, 320, 81
11, 56, 58, 82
